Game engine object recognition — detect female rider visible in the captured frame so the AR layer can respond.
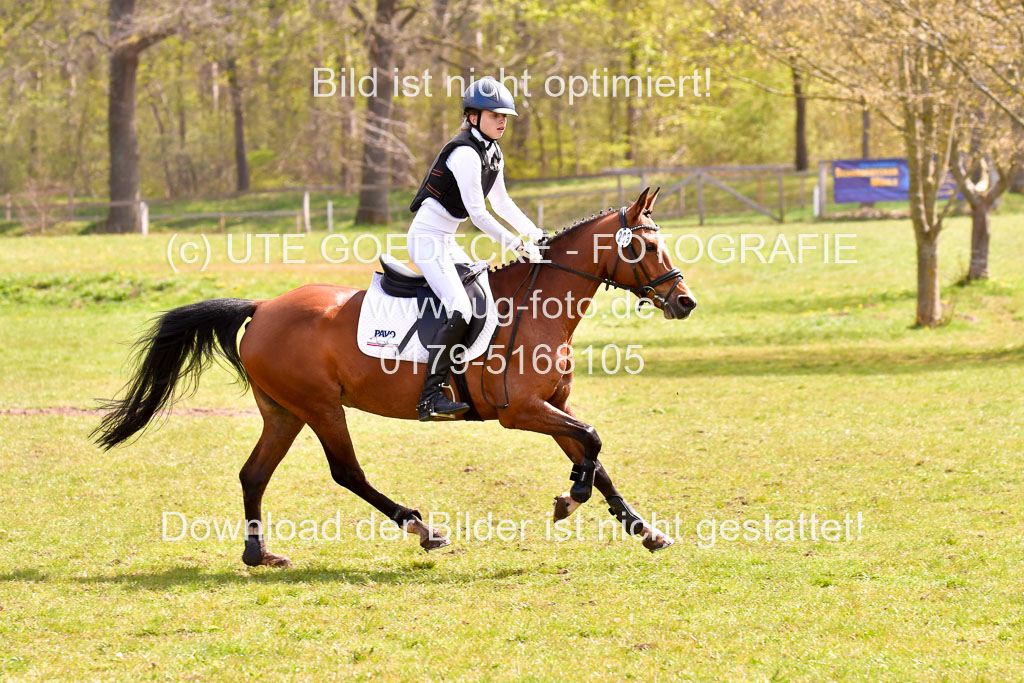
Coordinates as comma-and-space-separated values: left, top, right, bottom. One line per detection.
406, 76, 543, 421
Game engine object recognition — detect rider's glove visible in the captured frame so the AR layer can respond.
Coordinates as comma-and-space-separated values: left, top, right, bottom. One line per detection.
515, 239, 544, 263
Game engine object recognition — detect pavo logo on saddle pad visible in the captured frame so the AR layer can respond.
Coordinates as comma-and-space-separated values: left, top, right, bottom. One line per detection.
368, 329, 398, 347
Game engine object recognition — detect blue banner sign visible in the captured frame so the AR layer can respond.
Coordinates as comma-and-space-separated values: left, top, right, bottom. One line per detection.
832, 158, 958, 203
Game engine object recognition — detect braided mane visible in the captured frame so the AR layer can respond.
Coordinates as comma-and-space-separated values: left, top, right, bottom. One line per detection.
489, 206, 618, 273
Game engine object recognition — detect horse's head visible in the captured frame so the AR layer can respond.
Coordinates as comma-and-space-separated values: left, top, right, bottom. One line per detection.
603, 187, 697, 320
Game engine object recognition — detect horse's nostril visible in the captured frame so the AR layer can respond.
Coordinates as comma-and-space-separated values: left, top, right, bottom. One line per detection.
678, 295, 697, 311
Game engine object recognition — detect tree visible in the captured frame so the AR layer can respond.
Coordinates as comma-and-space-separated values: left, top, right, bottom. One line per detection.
352, 0, 399, 225
882, 0, 1024, 282
711, 0, 967, 327
0, 0, 912, 206
226, 54, 250, 192
949, 115, 1023, 282
860, 103, 874, 209
103, 0, 177, 233
792, 64, 807, 171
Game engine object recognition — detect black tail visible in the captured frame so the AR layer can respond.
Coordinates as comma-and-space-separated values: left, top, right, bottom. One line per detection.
91, 298, 257, 450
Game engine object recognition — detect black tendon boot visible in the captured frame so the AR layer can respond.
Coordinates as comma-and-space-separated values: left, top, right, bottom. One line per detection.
417, 310, 471, 421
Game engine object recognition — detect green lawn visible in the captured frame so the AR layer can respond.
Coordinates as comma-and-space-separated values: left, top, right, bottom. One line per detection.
1, 214, 1023, 679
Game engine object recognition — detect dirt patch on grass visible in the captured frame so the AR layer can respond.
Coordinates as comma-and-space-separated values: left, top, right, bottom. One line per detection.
0, 406, 259, 417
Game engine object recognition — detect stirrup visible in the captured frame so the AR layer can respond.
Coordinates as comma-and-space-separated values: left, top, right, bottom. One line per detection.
417, 393, 470, 421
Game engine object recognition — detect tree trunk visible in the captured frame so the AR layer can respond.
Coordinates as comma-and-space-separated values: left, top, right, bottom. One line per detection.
861, 108, 870, 158
570, 112, 582, 176
915, 231, 942, 327
390, 98, 411, 187
106, 41, 141, 232
553, 102, 563, 176
104, 0, 173, 232
389, 43, 410, 188
860, 107, 874, 209
226, 56, 250, 192
175, 46, 193, 195
792, 66, 807, 171
338, 39, 358, 194
1011, 168, 1024, 194
625, 45, 638, 163
147, 94, 177, 198
28, 69, 41, 180
354, 0, 396, 225
901, 45, 950, 329
431, 0, 451, 149
534, 105, 548, 176
967, 199, 991, 281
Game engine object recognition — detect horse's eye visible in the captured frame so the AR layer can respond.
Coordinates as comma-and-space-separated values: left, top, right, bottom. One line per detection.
645, 242, 658, 252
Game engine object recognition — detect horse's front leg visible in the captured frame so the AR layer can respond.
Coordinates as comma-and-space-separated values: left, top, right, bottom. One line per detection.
548, 402, 673, 553
499, 396, 601, 498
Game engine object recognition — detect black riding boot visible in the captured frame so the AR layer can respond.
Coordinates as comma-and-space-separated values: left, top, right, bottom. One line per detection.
416, 310, 471, 421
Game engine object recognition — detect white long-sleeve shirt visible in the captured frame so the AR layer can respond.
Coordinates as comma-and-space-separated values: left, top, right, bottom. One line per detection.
411, 128, 542, 249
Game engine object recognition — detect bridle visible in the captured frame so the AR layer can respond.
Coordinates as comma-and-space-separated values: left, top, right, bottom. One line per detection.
537, 206, 685, 307
478, 206, 685, 410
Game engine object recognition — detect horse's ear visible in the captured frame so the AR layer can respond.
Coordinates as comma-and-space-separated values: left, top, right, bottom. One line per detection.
627, 187, 650, 223
646, 186, 661, 212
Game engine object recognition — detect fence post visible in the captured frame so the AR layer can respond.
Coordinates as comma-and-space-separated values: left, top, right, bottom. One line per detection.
302, 191, 311, 233
139, 201, 149, 235
778, 172, 785, 223
327, 200, 334, 233
68, 189, 75, 222
617, 175, 623, 205
678, 186, 685, 217
696, 174, 705, 226
5, 194, 11, 221
219, 214, 226, 234
817, 161, 828, 218
537, 201, 544, 230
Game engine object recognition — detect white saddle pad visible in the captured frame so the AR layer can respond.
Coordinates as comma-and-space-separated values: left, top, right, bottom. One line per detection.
356, 266, 498, 363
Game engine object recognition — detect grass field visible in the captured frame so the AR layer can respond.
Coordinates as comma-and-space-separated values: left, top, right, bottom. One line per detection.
2, 212, 1024, 679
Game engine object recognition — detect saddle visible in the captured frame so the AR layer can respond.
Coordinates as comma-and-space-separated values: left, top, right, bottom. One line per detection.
376, 253, 492, 355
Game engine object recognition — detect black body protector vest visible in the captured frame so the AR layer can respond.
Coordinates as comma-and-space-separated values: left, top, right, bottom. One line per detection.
409, 130, 501, 220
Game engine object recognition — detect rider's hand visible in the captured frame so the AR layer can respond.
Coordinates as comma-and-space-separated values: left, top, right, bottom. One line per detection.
515, 239, 544, 263
521, 226, 545, 242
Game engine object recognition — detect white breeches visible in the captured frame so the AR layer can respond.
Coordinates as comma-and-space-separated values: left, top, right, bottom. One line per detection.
407, 217, 473, 320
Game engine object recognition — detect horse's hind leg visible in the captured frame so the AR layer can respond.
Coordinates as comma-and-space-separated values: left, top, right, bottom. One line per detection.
307, 411, 450, 551
239, 385, 305, 567
548, 400, 673, 553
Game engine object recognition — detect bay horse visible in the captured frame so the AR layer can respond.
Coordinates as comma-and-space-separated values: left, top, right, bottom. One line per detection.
92, 187, 697, 566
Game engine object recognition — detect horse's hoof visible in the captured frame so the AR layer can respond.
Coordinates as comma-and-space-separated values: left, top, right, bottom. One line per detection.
421, 535, 451, 552
553, 492, 581, 521
405, 518, 450, 551
260, 552, 293, 568
642, 532, 674, 553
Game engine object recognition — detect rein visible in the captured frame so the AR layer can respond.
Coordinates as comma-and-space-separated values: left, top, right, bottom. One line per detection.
478, 206, 685, 410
